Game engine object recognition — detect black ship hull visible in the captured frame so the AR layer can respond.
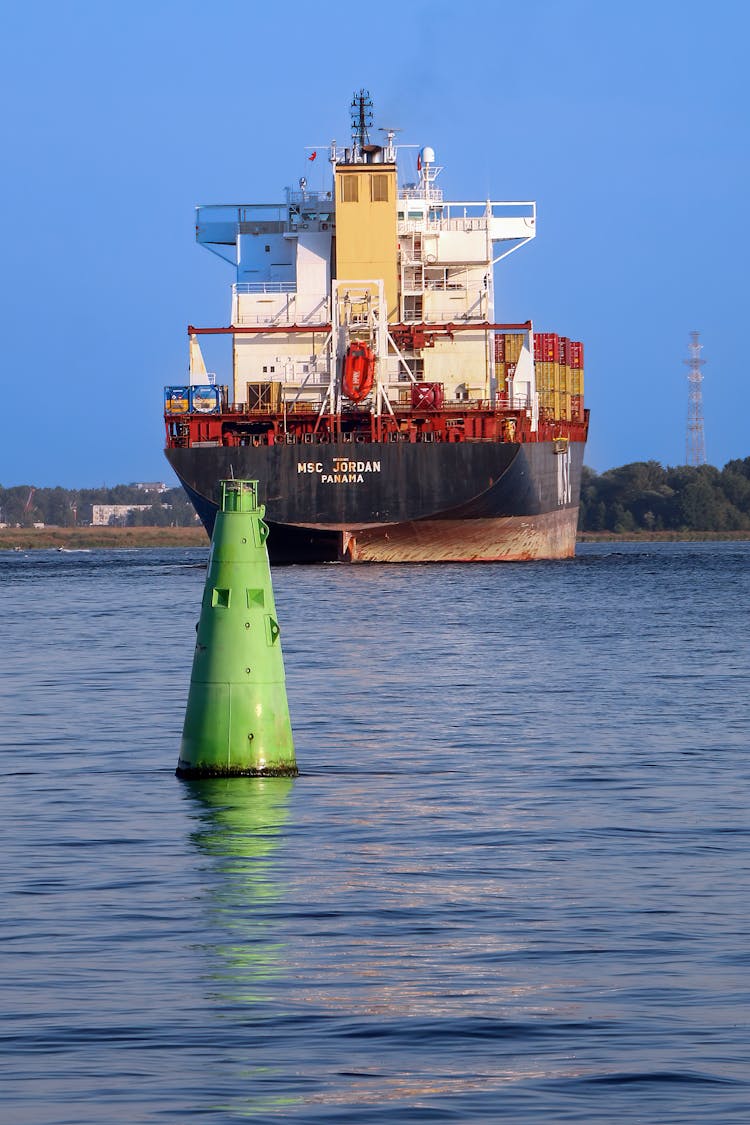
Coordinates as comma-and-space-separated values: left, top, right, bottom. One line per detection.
166, 439, 585, 563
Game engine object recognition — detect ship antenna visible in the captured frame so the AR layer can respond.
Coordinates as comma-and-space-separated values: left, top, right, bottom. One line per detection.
379, 126, 401, 163
350, 89, 373, 160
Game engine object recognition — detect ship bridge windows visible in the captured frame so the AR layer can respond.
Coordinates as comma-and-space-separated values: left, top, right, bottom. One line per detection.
339, 173, 391, 204
340, 176, 360, 203
371, 174, 390, 202
289, 203, 335, 229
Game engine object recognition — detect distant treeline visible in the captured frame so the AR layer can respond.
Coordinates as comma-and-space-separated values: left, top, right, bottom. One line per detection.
0, 484, 198, 527
3, 459, 750, 532
579, 458, 750, 532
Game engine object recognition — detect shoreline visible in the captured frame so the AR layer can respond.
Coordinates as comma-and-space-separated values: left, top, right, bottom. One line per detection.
1, 526, 749, 551
576, 530, 750, 543
0, 526, 209, 550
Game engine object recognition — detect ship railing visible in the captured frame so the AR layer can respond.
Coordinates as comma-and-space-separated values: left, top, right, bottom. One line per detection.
222, 395, 330, 415
399, 187, 444, 202
234, 314, 289, 327
398, 217, 489, 235
214, 394, 534, 415
197, 203, 288, 222
422, 280, 473, 292
387, 397, 530, 413
497, 393, 531, 410
237, 221, 287, 234
234, 282, 297, 294
286, 189, 334, 204
232, 313, 330, 327
287, 399, 328, 412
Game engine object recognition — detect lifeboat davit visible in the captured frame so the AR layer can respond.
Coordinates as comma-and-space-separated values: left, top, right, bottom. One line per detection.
342, 343, 375, 402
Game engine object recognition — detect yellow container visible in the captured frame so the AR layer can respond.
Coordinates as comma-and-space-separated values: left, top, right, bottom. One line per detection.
538, 388, 555, 415
495, 363, 507, 393
504, 333, 524, 363
536, 361, 556, 392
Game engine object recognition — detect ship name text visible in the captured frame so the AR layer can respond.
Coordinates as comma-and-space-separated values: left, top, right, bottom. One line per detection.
297, 459, 382, 485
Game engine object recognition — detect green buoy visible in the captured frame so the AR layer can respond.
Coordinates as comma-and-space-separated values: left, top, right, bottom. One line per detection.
176, 479, 297, 778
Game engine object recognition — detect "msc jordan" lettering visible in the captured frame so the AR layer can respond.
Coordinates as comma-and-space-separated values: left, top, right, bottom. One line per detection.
297, 459, 382, 485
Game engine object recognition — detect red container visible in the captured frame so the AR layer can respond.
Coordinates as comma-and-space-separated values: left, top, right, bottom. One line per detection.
536, 332, 560, 362
411, 382, 444, 410
494, 335, 505, 362
558, 336, 568, 365
569, 341, 584, 368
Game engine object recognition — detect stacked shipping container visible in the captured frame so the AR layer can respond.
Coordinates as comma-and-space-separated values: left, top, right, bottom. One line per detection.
569, 340, 584, 422
494, 332, 525, 398
533, 332, 585, 422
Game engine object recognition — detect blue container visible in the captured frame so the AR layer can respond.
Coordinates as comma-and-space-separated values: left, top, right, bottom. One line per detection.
165, 386, 191, 414
190, 385, 221, 414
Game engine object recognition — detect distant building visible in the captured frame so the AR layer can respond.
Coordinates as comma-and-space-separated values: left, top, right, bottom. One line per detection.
134, 482, 168, 493
92, 504, 153, 526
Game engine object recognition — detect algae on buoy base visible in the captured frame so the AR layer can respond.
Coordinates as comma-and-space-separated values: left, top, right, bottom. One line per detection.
176, 479, 297, 779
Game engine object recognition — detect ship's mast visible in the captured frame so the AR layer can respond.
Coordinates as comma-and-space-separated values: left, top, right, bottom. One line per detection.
350, 89, 373, 161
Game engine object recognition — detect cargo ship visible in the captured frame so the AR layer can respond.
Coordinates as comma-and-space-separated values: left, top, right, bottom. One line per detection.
164, 91, 588, 563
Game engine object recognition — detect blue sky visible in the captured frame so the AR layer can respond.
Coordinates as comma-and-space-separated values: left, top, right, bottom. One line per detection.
1, 0, 747, 487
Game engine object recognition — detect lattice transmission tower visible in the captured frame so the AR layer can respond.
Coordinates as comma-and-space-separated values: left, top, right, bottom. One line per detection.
684, 331, 706, 466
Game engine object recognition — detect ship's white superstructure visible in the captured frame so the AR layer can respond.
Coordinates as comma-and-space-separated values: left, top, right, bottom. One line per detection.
194, 127, 538, 418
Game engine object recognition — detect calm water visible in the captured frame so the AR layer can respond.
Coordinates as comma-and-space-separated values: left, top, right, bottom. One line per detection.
2, 543, 749, 1124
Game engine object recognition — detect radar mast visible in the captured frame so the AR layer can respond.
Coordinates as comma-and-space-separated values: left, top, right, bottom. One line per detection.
350, 89, 374, 161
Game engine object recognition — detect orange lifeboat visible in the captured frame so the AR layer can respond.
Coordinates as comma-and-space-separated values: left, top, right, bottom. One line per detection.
342, 343, 375, 402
